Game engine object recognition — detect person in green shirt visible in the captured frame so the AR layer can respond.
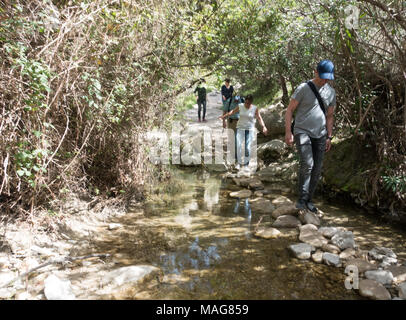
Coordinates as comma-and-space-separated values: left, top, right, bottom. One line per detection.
194, 79, 207, 122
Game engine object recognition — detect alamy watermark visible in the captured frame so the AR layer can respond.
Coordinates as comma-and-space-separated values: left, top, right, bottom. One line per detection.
142, 122, 258, 169
344, 4, 360, 30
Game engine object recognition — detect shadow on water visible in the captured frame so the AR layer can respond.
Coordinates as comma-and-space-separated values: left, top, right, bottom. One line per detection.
70, 167, 406, 299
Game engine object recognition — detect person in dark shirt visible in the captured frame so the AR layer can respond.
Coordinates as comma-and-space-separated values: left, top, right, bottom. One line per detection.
221, 79, 234, 111
194, 79, 207, 122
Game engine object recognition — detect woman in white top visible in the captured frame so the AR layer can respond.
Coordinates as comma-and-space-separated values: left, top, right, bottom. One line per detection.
219, 95, 268, 169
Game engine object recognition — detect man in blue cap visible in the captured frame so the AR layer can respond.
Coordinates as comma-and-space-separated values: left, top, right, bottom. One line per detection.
284, 60, 336, 213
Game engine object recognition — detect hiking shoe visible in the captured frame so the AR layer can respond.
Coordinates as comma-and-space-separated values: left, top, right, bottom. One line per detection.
202, 119, 207, 122
295, 199, 307, 210
306, 201, 318, 213
198, 119, 201, 122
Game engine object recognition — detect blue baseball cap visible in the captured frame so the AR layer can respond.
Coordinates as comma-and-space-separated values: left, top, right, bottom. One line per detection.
317, 60, 335, 80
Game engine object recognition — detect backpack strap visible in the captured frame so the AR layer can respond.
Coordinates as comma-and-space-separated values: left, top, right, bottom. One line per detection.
307, 81, 326, 115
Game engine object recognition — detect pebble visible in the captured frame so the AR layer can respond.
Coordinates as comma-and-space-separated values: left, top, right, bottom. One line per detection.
312, 251, 323, 263
108, 223, 122, 231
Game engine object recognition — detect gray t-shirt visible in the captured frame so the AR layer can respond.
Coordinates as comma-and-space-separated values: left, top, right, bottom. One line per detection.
291, 81, 336, 138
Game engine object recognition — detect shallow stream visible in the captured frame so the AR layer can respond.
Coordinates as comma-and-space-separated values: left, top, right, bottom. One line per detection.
81, 167, 406, 299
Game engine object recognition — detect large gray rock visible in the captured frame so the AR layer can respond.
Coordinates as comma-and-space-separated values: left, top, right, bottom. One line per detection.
103, 265, 161, 287
229, 189, 252, 198
318, 227, 339, 239
358, 279, 391, 300
386, 265, 406, 284
288, 243, 314, 260
368, 247, 397, 267
322, 252, 341, 267
322, 243, 341, 254
257, 139, 287, 161
398, 282, 406, 299
249, 198, 275, 214
254, 227, 282, 239
256, 166, 284, 183
44, 274, 76, 300
302, 212, 321, 226
248, 179, 265, 190
273, 215, 301, 228
0, 271, 15, 287
365, 270, 394, 286
299, 227, 328, 248
272, 204, 299, 219
255, 103, 286, 137
331, 231, 355, 250
345, 258, 377, 274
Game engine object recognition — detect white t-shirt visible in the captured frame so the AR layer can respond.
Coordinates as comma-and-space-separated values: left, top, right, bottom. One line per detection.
236, 103, 257, 130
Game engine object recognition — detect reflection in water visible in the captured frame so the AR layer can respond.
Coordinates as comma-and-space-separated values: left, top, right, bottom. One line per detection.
233, 198, 252, 239
159, 236, 222, 275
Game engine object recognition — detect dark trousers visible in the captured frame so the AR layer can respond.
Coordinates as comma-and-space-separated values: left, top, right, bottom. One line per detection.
198, 100, 206, 120
294, 133, 326, 202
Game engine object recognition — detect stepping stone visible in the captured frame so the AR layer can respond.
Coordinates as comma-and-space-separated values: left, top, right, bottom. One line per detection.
339, 248, 356, 261
386, 265, 406, 284
398, 282, 406, 299
299, 224, 318, 232
322, 243, 341, 254
299, 228, 328, 248
254, 227, 282, 239
271, 196, 293, 206
249, 198, 275, 214
229, 189, 252, 198
299, 211, 320, 226
358, 279, 391, 300
272, 215, 301, 228
318, 227, 340, 239
365, 270, 393, 286
254, 191, 264, 197
288, 243, 314, 260
312, 250, 323, 263
369, 247, 397, 267
248, 180, 264, 190
272, 204, 299, 219
331, 231, 355, 250
322, 252, 341, 267
345, 258, 377, 274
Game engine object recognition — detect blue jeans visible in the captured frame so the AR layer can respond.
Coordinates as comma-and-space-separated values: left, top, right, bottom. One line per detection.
294, 133, 326, 202
198, 100, 206, 120
236, 128, 254, 166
